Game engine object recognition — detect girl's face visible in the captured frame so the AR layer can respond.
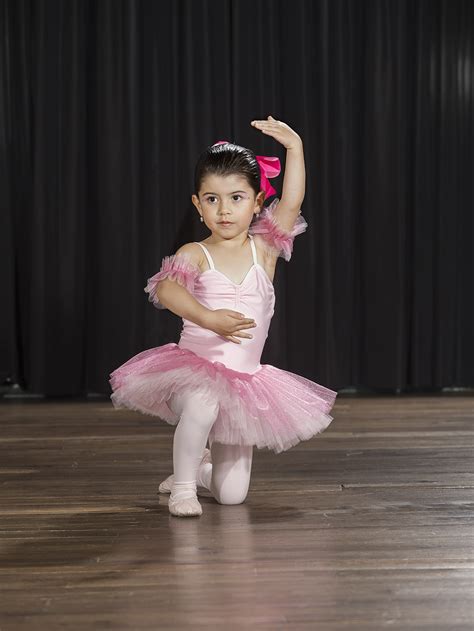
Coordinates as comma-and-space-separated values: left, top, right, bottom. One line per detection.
192, 173, 264, 238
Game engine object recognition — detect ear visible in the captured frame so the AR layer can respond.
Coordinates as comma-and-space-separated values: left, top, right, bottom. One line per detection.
256, 190, 266, 209
191, 194, 201, 211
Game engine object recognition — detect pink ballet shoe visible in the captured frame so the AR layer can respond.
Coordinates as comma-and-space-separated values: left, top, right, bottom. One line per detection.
158, 447, 211, 494
168, 481, 202, 517
158, 474, 174, 494
168, 494, 202, 517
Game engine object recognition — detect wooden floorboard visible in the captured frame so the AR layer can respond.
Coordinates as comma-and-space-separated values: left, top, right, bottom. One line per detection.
0, 395, 473, 630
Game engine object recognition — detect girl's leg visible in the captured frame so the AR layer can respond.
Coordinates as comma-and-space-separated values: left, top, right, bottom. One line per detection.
159, 392, 210, 493
200, 442, 254, 505
167, 391, 219, 516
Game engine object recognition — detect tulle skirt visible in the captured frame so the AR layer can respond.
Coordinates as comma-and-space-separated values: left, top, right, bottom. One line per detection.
109, 342, 337, 454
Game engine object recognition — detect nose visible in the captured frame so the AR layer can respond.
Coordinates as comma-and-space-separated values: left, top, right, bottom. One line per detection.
217, 204, 231, 216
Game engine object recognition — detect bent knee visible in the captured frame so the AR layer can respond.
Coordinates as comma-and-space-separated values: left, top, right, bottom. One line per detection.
214, 485, 250, 505
176, 394, 219, 427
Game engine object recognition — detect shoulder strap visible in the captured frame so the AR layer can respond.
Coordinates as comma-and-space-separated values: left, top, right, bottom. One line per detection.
249, 234, 258, 265
194, 242, 215, 270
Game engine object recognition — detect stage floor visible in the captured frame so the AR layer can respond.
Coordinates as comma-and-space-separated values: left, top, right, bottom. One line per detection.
0, 394, 473, 629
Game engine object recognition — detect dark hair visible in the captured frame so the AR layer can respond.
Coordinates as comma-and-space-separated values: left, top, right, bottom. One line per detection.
194, 141, 263, 202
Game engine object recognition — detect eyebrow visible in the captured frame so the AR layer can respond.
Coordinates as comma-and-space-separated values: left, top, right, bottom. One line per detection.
202, 190, 248, 196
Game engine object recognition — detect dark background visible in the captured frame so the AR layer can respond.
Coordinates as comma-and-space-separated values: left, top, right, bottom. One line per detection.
2, 0, 473, 397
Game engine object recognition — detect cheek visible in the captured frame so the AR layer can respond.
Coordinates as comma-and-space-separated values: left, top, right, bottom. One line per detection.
238, 198, 252, 210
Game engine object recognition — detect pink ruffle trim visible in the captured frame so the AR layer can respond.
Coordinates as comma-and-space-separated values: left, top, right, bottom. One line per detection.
144, 253, 201, 309
248, 197, 308, 261
109, 342, 337, 454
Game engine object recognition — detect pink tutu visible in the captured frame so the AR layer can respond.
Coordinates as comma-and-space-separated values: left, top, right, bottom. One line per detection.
109, 342, 337, 454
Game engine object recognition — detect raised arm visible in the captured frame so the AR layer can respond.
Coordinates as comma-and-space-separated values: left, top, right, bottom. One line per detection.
277, 140, 305, 225
251, 116, 306, 233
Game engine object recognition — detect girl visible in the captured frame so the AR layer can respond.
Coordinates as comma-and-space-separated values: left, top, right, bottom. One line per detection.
109, 116, 338, 517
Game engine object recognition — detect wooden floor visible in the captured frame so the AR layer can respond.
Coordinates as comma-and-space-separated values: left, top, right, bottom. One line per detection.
0, 394, 473, 630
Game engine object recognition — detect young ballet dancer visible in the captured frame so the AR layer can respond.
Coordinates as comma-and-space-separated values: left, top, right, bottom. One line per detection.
109, 115, 338, 517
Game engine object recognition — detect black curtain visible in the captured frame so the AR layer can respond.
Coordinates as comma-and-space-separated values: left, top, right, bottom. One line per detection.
1, 0, 473, 396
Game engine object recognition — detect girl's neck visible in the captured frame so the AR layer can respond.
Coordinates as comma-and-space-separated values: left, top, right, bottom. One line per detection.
204, 233, 250, 248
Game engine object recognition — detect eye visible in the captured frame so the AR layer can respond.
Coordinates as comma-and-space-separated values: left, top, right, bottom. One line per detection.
206, 195, 243, 203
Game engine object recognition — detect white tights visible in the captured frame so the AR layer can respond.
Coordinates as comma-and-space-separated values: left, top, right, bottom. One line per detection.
167, 391, 253, 505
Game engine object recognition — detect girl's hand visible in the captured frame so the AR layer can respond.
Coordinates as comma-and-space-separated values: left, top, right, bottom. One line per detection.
203, 309, 257, 344
250, 115, 302, 150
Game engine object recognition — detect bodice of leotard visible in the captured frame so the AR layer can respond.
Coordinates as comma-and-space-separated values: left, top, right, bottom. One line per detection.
178, 235, 275, 373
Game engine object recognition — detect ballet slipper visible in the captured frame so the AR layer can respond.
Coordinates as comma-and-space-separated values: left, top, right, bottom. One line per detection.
168, 481, 202, 517
158, 447, 211, 494
158, 474, 174, 494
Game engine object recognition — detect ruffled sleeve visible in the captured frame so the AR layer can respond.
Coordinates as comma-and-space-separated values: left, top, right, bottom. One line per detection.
144, 252, 201, 310
248, 197, 308, 261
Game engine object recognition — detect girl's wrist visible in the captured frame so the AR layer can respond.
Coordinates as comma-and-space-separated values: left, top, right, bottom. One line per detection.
286, 137, 303, 152
197, 308, 214, 330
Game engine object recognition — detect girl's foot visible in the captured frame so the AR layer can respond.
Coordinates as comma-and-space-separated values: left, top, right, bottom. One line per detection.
168, 481, 202, 517
158, 447, 211, 494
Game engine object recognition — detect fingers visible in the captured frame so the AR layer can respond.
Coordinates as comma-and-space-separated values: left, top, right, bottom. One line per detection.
231, 322, 256, 339
251, 116, 279, 126
224, 331, 253, 343
224, 327, 255, 343
230, 313, 255, 324
223, 313, 257, 343
229, 315, 256, 328
235, 321, 257, 331
235, 330, 253, 339
224, 335, 242, 344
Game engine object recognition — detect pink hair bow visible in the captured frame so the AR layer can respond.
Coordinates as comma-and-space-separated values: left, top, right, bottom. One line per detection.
212, 140, 281, 198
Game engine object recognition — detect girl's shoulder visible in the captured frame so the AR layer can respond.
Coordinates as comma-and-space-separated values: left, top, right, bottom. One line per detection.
143, 243, 204, 310
249, 197, 308, 262
173, 242, 207, 273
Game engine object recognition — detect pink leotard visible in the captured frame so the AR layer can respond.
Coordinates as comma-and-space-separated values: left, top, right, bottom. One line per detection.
178, 235, 275, 374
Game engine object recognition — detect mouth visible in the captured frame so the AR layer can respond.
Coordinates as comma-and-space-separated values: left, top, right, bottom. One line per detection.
218, 221, 233, 226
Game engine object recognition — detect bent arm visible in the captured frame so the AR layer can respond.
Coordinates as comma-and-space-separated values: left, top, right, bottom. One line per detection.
155, 278, 211, 328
